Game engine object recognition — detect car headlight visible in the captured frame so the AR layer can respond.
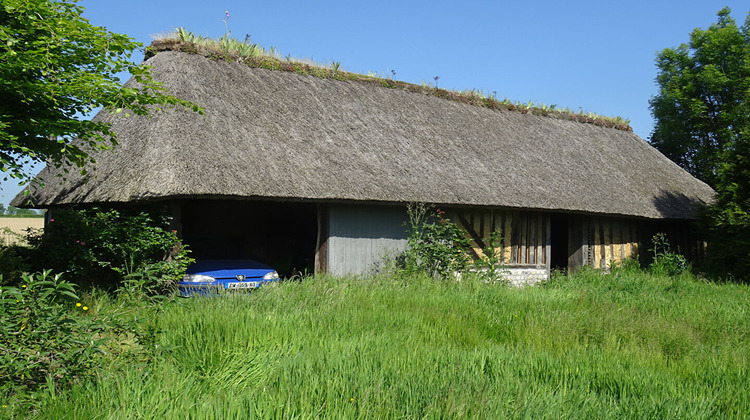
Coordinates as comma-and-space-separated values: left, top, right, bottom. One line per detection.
182, 274, 216, 283
263, 271, 279, 281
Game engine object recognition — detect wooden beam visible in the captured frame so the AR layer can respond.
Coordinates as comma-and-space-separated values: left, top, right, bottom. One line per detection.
315, 203, 329, 274
457, 212, 487, 250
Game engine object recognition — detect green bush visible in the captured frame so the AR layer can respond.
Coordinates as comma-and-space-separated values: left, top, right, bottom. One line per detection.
28, 207, 192, 291
648, 232, 688, 276
0, 271, 110, 403
399, 203, 471, 280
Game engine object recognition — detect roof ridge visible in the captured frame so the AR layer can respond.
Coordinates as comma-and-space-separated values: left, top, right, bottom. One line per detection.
146, 38, 633, 132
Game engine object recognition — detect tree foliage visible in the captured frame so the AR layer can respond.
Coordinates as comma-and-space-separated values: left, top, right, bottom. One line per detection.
0, 0, 200, 182
650, 7, 750, 280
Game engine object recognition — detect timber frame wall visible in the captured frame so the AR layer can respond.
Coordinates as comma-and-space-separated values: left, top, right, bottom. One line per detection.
568, 215, 704, 271
454, 208, 550, 268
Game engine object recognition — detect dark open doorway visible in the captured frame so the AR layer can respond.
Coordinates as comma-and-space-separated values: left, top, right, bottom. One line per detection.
550, 214, 569, 271
180, 199, 317, 278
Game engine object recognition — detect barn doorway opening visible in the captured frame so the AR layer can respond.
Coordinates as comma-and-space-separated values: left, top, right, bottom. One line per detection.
550, 214, 569, 271
180, 199, 318, 278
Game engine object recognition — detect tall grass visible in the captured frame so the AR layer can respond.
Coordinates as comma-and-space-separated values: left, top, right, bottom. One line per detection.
27, 268, 750, 419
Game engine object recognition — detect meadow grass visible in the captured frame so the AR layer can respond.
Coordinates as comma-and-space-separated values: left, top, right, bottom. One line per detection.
23, 267, 750, 419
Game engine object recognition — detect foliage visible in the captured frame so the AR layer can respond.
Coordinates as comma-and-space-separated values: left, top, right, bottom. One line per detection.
648, 233, 688, 276
0, 271, 109, 403
28, 207, 192, 291
650, 7, 750, 188
399, 203, 471, 280
0, 204, 42, 217
650, 7, 750, 281
0, 244, 33, 282
473, 229, 507, 283
26, 271, 750, 418
0, 0, 201, 183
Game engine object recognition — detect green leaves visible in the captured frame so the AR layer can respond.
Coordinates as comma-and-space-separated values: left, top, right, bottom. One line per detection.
650, 7, 750, 189
400, 203, 471, 281
650, 8, 750, 281
0, 0, 201, 181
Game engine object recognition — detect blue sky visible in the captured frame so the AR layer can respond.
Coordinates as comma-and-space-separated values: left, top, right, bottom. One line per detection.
2, 1, 749, 206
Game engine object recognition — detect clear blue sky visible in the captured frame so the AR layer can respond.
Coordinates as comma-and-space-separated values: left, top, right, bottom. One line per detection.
2, 1, 749, 206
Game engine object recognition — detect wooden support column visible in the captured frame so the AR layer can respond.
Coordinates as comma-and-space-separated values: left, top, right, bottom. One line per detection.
544, 213, 551, 270
315, 203, 329, 274
567, 215, 586, 274
168, 200, 182, 238
167, 200, 183, 261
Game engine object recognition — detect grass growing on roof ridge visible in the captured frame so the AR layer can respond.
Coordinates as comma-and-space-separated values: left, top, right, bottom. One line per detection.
146, 29, 632, 132
29, 268, 750, 418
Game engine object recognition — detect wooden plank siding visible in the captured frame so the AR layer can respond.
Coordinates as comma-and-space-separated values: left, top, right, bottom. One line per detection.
586, 215, 639, 270
454, 209, 549, 266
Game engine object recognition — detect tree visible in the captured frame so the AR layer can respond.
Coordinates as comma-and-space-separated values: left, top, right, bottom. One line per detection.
0, 0, 200, 183
650, 7, 750, 280
650, 7, 750, 188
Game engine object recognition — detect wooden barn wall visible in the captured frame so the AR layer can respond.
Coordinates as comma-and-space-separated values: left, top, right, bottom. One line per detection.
585, 216, 640, 269
567, 215, 704, 272
453, 209, 550, 266
327, 203, 409, 275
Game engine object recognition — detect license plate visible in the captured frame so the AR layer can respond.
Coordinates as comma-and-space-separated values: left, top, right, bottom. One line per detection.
227, 281, 258, 289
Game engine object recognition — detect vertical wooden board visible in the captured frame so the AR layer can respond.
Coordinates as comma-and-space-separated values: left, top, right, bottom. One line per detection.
604, 222, 612, 269
536, 213, 544, 265
623, 223, 632, 260
613, 221, 622, 265
315, 203, 329, 274
519, 214, 527, 264
591, 218, 602, 268
527, 214, 536, 264
479, 210, 486, 241
599, 221, 607, 269
583, 218, 590, 267
567, 217, 582, 271
510, 212, 518, 264
504, 212, 513, 264
545, 214, 551, 267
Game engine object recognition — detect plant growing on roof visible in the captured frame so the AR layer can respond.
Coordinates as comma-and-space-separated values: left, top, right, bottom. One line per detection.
151, 30, 634, 132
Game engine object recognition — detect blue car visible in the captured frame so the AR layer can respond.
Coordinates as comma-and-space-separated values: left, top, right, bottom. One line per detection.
178, 259, 280, 296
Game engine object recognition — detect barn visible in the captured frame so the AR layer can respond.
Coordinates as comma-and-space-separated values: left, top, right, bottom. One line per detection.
13, 41, 715, 282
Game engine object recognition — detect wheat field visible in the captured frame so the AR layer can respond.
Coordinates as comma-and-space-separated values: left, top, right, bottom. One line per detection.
0, 217, 44, 245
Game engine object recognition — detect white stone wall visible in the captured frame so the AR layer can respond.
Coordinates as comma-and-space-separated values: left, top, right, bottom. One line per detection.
468, 265, 548, 286
499, 266, 549, 287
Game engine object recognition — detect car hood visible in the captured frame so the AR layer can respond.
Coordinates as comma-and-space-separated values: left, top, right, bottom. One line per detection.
185, 259, 275, 279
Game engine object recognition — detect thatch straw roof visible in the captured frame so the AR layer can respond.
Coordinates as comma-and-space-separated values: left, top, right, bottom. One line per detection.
14, 50, 714, 219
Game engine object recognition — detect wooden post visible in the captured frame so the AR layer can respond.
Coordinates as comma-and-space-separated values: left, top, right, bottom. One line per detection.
315, 203, 329, 274
167, 200, 183, 261
567, 215, 585, 274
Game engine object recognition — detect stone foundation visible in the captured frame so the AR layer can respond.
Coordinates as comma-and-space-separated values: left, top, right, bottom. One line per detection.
467, 265, 549, 286
499, 265, 549, 286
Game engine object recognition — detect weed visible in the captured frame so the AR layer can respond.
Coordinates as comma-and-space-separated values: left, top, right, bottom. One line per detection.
649, 232, 688, 276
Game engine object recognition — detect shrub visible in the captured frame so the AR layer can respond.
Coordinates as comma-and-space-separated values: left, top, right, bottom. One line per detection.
0, 271, 110, 402
648, 232, 688, 276
28, 207, 192, 291
399, 204, 471, 280
473, 229, 507, 283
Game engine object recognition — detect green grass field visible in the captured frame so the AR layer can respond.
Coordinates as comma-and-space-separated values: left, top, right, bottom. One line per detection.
18, 267, 750, 419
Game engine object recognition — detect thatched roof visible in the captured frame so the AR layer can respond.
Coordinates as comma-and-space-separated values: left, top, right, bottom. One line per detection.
14, 50, 714, 219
